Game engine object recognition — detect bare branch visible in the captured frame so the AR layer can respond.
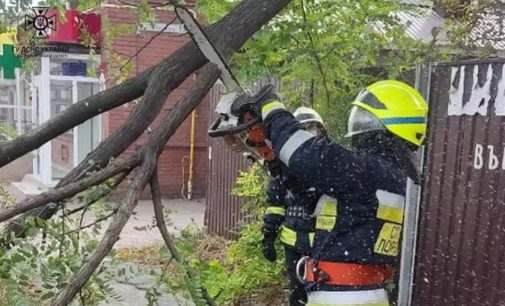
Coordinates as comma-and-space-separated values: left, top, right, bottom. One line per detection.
151, 171, 216, 306
300, 0, 331, 107
52, 153, 157, 306
151, 171, 180, 262
66, 210, 118, 235
0, 156, 138, 223
63, 172, 128, 218
119, 17, 178, 72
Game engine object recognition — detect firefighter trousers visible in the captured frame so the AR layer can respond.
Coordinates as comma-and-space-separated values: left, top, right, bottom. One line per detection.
285, 246, 308, 306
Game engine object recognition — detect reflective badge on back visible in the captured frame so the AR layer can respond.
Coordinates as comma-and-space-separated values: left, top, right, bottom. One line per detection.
374, 222, 402, 257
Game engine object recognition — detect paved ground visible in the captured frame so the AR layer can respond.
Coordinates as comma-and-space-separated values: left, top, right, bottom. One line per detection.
101, 262, 186, 306
97, 198, 205, 306
114, 198, 205, 248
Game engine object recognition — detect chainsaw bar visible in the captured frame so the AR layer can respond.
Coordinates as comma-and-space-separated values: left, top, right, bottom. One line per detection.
174, 5, 242, 93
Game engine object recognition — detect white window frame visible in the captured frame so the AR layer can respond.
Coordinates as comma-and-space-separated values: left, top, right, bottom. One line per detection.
34, 53, 103, 186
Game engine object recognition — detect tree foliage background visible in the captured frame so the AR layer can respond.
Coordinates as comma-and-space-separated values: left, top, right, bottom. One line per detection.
199, 0, 505, 137
199, 0, 426, 138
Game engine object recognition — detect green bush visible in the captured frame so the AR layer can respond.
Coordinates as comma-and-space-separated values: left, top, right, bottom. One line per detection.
168, 165, 288, 305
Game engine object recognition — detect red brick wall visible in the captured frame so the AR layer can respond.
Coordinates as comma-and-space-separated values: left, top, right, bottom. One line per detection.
101, 5, 208, 198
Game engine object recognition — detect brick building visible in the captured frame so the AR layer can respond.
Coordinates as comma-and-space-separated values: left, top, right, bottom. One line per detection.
101, 1, 208, 198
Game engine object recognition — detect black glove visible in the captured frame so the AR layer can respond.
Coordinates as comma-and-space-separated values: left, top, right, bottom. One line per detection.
261, 234, 277, 262
265, 158, 282, 178
230, 84, 279, 121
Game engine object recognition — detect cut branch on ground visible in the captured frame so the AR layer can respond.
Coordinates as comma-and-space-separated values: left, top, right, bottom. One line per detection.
151, 170, 216, 306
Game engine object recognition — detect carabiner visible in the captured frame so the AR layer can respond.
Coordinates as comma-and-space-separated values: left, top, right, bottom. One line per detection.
295, 256, 309, 285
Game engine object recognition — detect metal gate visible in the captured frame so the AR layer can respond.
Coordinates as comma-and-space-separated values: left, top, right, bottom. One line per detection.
413, 59, 505, 305
205, 82, 249, 238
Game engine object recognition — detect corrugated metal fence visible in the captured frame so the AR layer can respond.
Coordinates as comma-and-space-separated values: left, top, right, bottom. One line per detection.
205, 78, 279, 238
413, 59, 505, 306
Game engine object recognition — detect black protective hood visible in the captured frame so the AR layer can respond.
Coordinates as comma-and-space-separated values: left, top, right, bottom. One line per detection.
351, 131, 421, 184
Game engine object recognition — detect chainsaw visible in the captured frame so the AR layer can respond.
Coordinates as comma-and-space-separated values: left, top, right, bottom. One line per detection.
175, 6, 275, 163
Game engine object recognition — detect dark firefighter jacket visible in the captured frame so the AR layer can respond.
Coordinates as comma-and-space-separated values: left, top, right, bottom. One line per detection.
263, 166, 321, 253
261, 103, 407, 265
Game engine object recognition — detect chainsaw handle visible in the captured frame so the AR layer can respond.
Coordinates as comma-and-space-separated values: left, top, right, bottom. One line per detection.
208, 115, 259, 137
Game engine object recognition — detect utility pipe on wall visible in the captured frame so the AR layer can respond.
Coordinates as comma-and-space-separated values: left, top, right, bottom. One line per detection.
188, 110, 196, 200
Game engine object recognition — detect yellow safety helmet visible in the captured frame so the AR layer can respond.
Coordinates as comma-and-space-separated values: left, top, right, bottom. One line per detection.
346, 80, 428, 147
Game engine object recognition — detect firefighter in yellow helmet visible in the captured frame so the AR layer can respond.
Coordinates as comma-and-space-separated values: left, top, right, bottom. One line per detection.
228, 80, 428, 305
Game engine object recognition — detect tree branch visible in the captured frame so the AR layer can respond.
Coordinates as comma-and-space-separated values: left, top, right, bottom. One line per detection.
300, 0, 331, 107
0, 156, 138, 224
66, 209, 118, 235
151, 170, 216, 306
0, 74, 150, 167
52, 153, 157, 306
119, 17, 178, 72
